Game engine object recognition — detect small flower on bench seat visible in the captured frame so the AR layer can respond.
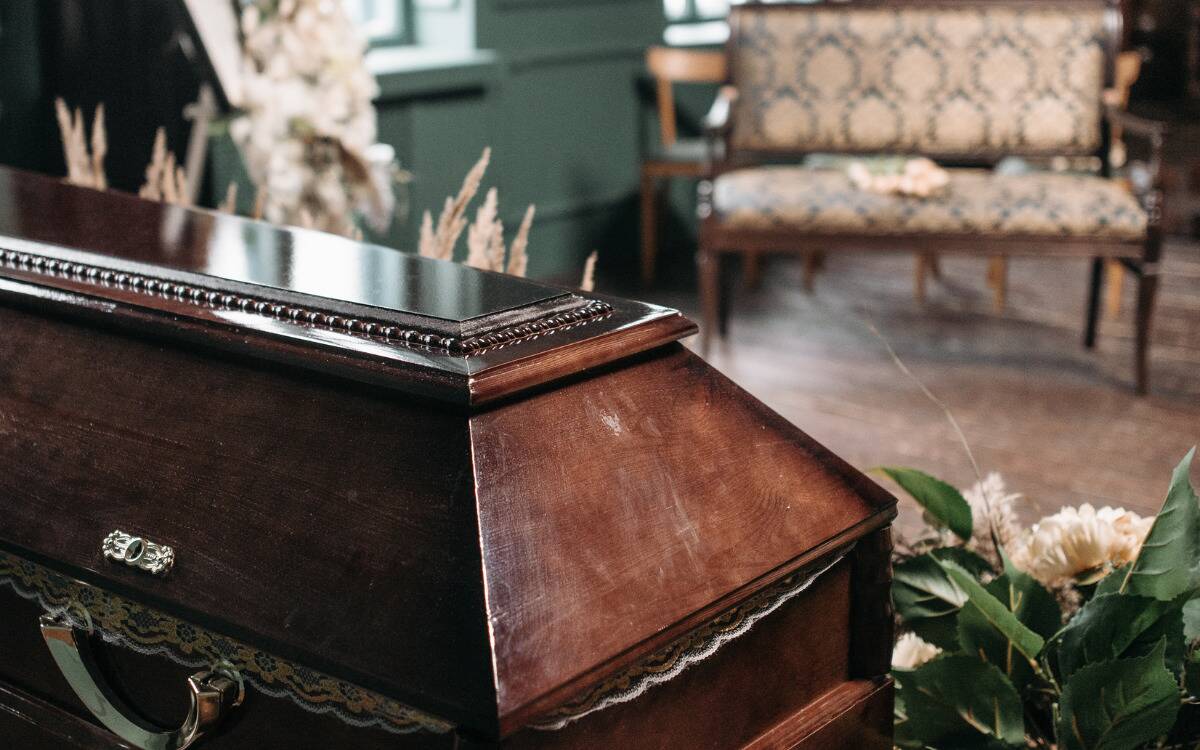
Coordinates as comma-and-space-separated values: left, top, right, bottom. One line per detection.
847, 157, 950, 198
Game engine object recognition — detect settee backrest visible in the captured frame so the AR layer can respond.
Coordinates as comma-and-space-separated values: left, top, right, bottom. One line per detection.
726, 0, 1115, 159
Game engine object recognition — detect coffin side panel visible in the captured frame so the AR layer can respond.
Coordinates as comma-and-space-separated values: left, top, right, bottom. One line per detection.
470, 344, 896, 727
0, 305, 495, 729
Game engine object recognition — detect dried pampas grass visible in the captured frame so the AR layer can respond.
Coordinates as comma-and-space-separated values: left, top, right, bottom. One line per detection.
139, 128, 191, 206
219, 183, 239, 214
55, 98, 107, 190
420, 147, 491, 261
579, 251, 598, 292
419, 148, 597, 290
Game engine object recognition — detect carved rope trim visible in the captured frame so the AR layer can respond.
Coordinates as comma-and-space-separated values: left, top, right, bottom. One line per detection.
0, 248, 613, 355
529, 545, 854, 731
0, 550, 454, 735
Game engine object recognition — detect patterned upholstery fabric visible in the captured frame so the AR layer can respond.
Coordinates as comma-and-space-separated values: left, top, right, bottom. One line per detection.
729, 3, 1108, 156
712, 167, 1147, 240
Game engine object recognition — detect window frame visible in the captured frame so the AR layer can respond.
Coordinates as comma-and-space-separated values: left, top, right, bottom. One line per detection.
665, 0, 729, 25
344, 0, 416, 48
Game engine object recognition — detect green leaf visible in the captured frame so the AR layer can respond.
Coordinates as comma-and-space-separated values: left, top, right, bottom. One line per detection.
909, 614, 961, 652
940, 561, 1045, 662
1184, 597, 1200, 643
1186, 649, 1200, 699
935, 546, 996, 578
1046, 593, 1185, 681
989, 568, 1063, 639
959, 570, 1061, 692
894, 553, 969, 621
894, 655, 1025, 748
1094, 564, 1131, 597
1056, 641, 1180, 750
1122, 448, 1199, 601
879, 467, 974, 541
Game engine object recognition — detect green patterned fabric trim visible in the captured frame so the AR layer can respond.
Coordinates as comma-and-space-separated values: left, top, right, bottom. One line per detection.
0, 550, 453, 736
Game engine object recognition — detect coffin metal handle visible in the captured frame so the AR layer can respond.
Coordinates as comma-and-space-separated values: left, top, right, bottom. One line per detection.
40, 613, 243, 750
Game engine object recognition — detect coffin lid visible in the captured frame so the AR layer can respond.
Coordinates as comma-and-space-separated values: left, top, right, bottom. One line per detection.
0, 168, 694, 405
0, 168, 896, 740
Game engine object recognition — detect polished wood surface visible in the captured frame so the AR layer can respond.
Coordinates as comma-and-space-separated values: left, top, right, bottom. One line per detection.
472, 346, 894, 730
0, 167, 695, 404
0, 302, 497, 730
0, 167, 896, 745
0, 300, 893, 737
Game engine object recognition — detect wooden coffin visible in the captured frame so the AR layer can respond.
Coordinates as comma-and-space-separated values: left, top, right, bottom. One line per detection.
0, 167, 897, 749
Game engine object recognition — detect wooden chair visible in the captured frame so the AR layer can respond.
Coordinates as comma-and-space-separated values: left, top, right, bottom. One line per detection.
640, 46, 726, 285
699, 0, 1167, 394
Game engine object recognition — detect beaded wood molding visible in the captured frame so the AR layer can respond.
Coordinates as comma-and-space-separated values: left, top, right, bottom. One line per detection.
0, 247, 613, 355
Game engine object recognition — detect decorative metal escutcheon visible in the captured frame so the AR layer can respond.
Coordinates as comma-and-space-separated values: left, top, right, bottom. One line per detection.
102, 530, 175, 576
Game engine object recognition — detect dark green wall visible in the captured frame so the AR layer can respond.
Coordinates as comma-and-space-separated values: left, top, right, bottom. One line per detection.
2, 0, 674, 284
382, 0, 668, 281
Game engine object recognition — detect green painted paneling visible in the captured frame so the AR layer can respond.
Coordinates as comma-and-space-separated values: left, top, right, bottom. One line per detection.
217, 0, 668, 280
0, 1, 55, 174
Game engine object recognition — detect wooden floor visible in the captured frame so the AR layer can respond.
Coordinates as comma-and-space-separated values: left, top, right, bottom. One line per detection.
613, 240, 1200, 533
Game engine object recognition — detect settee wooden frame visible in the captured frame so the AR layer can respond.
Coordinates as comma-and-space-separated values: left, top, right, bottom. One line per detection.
698, 0, 1167, 394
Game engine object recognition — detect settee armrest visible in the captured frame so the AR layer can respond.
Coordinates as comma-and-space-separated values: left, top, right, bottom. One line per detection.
703, 85, 737, 135
1105, 104, 1167, 188
1106, 106, 1168, 143
702, 86, 737, 168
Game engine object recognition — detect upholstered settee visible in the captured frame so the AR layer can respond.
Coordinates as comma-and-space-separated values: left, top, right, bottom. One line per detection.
699, 0, 1166, 393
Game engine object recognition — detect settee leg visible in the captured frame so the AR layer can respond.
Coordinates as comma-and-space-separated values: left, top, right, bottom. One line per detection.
913, 255, 929, 305
718, 254, 733, 336
639, 172, 658, 286
698, 248, 720, 355
743, 252, 761, 290
1084, 257, 1104, 349
1134, 268, 1158, 396
803, 252, 820, 293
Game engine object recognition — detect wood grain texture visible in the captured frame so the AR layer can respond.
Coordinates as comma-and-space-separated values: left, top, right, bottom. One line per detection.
471, 345, 895, 731
0, 307, 895, 739
0, 302, 498, 731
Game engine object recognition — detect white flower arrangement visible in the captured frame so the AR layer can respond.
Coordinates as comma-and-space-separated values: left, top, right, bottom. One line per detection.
231, 0, 398, 236
1009, 503, 1154, 588
887, 451, 1199, 750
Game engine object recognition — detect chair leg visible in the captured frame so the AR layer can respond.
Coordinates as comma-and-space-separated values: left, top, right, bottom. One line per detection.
1104, 258, 1124, 319
1134, 268, 1159, 395
803, 252, 820, 292
719, 254, 734, 336
698, 247, 720, 356
928, 253, 942, 279
914, 254, 929, 305
987, 257, 1007, 312
639, 172, 658, 286
742, 252, 761, 290
1084, 257, 1104, 349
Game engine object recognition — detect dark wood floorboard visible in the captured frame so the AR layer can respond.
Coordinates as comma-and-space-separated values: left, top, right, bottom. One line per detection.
611, 240, 1200, 535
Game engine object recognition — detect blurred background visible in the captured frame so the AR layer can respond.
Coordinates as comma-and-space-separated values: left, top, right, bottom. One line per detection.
0, 0, 1197, 524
